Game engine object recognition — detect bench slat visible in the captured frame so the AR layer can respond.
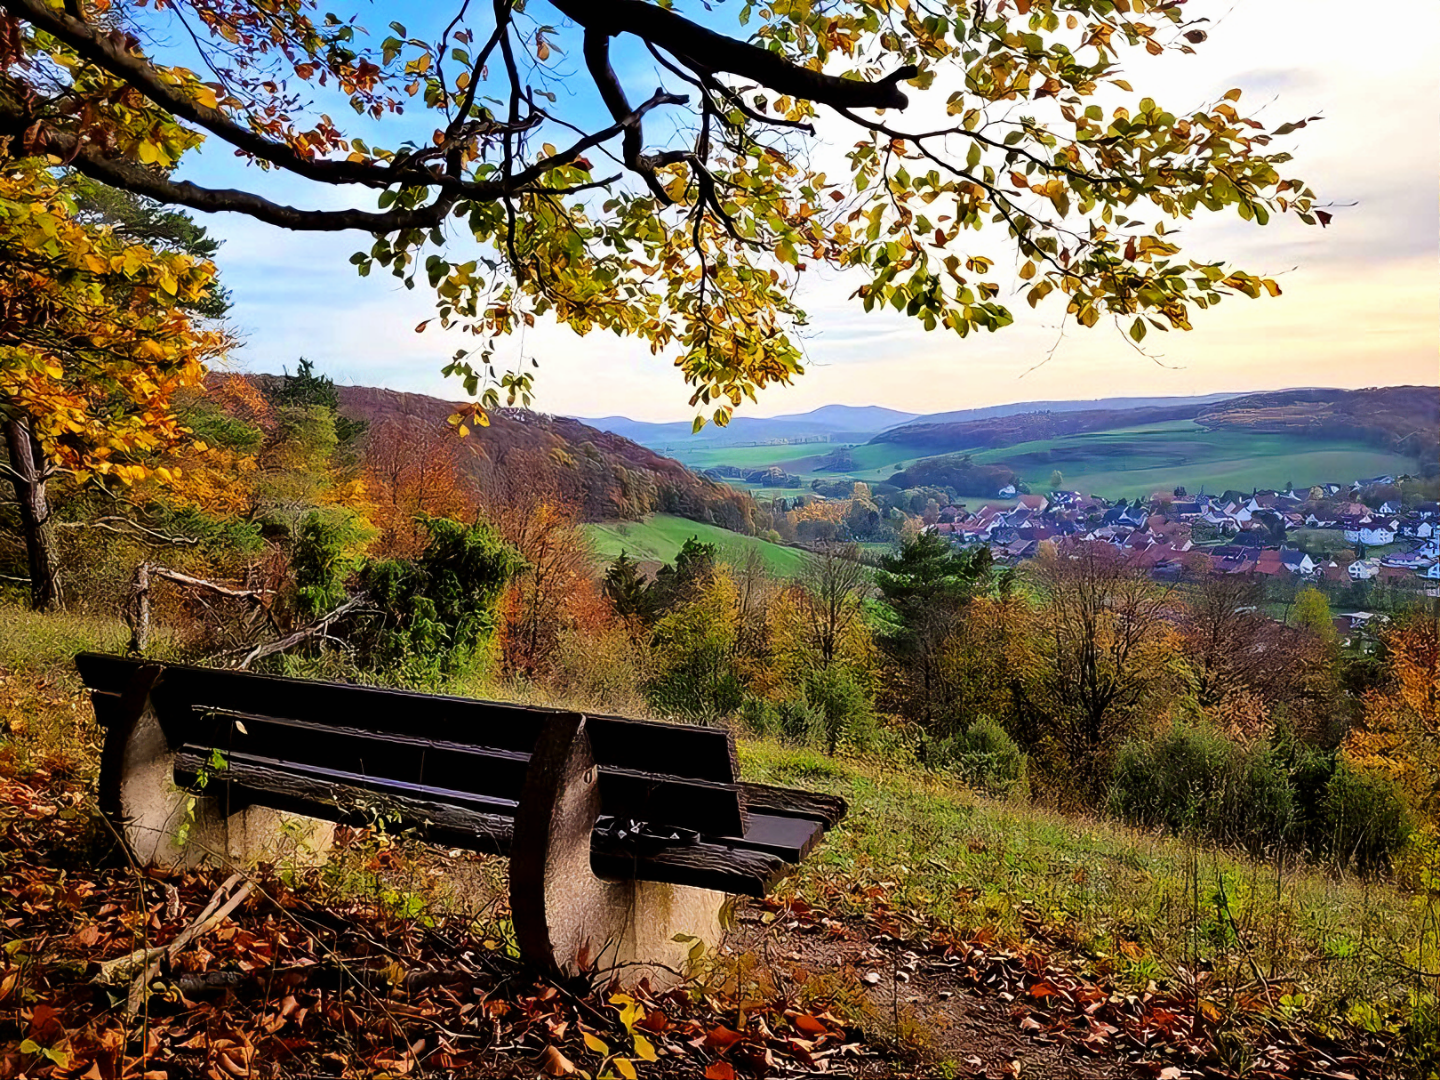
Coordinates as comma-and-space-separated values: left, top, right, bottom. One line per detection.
737, 782, 847, 829
77, 654, 738, 784
715, 814, 823, 862
173, 754, 788, 896
176, 710, 748, 838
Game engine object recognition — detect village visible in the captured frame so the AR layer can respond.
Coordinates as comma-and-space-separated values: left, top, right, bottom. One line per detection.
925, 474, 1440, 590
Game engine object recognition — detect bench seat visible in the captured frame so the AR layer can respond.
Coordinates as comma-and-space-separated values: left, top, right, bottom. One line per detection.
77, 653, 845, 897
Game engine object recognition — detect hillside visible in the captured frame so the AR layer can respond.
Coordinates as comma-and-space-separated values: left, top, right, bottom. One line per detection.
870, 402, 1213, 453
331, 385, 761, 531
1196, 385, 1440, 467
582, 513, 810, 576
902, 391, 1241, 428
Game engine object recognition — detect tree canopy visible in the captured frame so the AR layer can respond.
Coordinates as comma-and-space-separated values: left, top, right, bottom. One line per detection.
0, 0, 1321, 423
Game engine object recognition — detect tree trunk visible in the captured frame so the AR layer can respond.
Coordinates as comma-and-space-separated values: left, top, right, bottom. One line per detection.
4, 418, 62, 611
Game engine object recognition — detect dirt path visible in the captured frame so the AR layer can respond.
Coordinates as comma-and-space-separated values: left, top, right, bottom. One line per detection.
728, 912, 1130, 1079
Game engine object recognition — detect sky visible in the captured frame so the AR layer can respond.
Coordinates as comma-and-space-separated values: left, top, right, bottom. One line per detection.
175, 0, 1439, 422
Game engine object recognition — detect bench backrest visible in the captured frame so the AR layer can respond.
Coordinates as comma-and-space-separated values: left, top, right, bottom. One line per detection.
77, 653, 747, 837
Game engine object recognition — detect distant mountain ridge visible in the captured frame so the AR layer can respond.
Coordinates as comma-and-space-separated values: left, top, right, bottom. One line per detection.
576, 405, 918, 448
577, 394, 1244, 450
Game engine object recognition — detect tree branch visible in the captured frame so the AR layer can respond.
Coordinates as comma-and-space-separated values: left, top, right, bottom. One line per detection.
550, 0, 917, 112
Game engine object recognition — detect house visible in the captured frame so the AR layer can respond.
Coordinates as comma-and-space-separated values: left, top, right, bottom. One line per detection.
1172, 501, 1204, 519
1353, 475, 1396, 489
1342, 519, 1396, 547
1425, 563, 1440, 580
1379, 500, 1402, 515
1016, 494, 1049, 513
1253, 550, 1287, 577
1102, 505, 1148, 529
1348, 558, 1381, 581
998, 483, 1018, 497
1278, 549, 1316, 575
1416, 501, 1439, 519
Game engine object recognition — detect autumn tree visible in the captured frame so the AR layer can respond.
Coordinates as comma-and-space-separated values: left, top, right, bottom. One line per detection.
1, 0, 1319, 425
0, 164, 228, 608
473, 464, 596, 680
792, 543, 871, 670
1346, 614, 1440, 830
364, 418, 476, 557
1024, 543, 1180, 796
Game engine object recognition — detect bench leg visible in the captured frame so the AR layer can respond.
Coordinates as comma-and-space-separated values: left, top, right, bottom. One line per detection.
509, 714, 728, 990
99, 674, 335, 870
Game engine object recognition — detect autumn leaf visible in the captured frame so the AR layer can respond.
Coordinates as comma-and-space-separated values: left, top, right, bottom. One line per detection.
539, 1044, 576, 1076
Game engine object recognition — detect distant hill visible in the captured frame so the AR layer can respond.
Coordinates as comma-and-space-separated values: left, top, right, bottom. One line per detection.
898, 392, 1242, 429
1195, 386, 1439, 468
576, 404, 918, 448
333, 386, 761, 532
870, 402, 1212, 454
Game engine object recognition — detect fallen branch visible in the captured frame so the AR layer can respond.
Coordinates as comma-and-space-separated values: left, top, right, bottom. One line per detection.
236, 593, 368, 670
91, 873, 257, 1014
171, 963, 472, 1001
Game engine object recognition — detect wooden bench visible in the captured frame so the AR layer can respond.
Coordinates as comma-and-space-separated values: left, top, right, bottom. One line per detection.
77, 653, 845, 985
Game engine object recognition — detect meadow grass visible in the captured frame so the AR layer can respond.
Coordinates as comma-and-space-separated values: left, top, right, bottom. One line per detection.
741, 739, 1436, 1035
582, 513, 810, 575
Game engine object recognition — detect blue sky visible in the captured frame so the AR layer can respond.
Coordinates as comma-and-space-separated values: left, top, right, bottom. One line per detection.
171, 0, 1439, 420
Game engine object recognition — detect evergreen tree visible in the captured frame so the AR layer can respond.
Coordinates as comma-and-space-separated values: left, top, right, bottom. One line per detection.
603, 552, 655, 624
874, 532, 992, 759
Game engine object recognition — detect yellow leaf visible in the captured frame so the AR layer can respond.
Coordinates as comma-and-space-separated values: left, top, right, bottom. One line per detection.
583, 1032, 609, 1055
615, 1058, 637, 1080
632, 1033, 657, 1062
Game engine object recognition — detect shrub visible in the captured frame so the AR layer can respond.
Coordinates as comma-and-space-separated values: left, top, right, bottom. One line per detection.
738, 695, 779, 738
353, 516, 522, 684
803, 665, 875, 753
1321, 763, 1413, 875
1108, 723, 1295, 852
775, 690, 825, 746
936, 716, 1027, 797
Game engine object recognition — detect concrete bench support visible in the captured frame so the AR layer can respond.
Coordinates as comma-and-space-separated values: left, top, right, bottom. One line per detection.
510, 713, 727, 989
98, 666, 334, 870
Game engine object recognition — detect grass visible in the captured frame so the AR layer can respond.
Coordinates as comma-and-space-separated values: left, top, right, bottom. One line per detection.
583, 513, 810, 576
660, 442, 847, 472
740, 739, 1435, 1038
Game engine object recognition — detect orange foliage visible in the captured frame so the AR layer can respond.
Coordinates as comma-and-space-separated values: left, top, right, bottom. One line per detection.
1345, 615, 1440, 825
363, 419, 477, 557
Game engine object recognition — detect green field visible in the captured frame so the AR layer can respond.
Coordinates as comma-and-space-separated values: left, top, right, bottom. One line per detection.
646, 418, 1417, 504
583, 514, 810, 576
959, 422, 1414, 499
658, 441, 844, 472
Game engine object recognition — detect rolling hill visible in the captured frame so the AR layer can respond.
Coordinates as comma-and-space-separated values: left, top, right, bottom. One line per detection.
332, 386, 761, 532
582, 515, 810, 577
1195, 386, 1440, 464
